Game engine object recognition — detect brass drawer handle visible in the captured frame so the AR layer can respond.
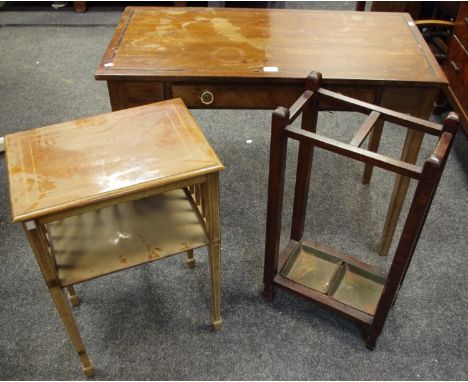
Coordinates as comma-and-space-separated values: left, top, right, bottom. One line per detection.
450, 60, 460, 73
200, 90, 214, 105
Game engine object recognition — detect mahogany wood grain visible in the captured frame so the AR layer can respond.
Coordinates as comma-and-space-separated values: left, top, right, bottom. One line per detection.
350, 111, 381, 147
96, 7, 446, 86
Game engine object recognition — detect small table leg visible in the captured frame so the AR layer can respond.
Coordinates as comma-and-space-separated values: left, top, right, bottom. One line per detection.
186, 249, 196, 269
203, 174, 222, 332
24, 222, 94, 377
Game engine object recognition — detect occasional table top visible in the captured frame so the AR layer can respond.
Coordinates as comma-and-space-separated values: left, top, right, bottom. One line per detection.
6, 98, 223, 222
95, 7, 447, 86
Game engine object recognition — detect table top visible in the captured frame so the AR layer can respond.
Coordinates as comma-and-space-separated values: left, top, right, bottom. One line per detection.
6, 98, 223, 223
95, 7, 447, 87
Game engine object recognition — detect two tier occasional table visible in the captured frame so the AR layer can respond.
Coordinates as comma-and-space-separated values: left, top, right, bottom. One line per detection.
5, 98, 224, 376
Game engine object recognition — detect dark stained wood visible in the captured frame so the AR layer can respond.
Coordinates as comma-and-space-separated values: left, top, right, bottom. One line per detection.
362, 89, 383, 184
262, 107, 289, 301
96, 7, 446, 85
274, 273, 374, 326
318, 88, 443, 136
367, 114, 458, 349
263, 77, 460, 348
285, 126, 423, 179
444, 2, 468, 132
287, 90, 314, 124
290, 73, 321, 242
350, 111, 381, 147
72, 1, 86, 13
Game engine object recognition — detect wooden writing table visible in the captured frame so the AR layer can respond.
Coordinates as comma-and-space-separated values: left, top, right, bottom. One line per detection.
95, 7, 448, 255
5, 98, 224, 376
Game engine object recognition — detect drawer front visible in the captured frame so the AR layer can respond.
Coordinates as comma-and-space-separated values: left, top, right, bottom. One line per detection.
445, 36, 468, 108
172, 83, 375, 110
171, 84, 302, 109
380, 87, 427, 114
453, 2, 468, 47
107, 81, 165, 111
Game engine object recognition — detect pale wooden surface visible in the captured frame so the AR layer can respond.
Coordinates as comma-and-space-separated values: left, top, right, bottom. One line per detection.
96, 7, 446, 86
5, 98, 223, 223
49, 189, 208, 286
23, 222, 94, 377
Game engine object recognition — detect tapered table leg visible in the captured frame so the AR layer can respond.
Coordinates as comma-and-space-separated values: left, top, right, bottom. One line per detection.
24, 222, 94, 377
203, 174, 222, 332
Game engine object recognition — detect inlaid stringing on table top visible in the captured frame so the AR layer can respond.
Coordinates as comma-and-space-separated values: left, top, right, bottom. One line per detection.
5, 98, 223, 222
95, 7, 446, 86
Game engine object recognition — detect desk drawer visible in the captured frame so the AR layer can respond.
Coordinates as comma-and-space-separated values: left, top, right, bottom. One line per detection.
445, 36, 468, 108
172, 84, 376, 110
171, 84, 302, 109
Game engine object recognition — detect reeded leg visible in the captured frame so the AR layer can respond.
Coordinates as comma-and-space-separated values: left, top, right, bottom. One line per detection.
50, 287, 94, 376
202, 173, 222, 332
186, 249, 196, 269
208, 241, 222, 332
23, 222, 94, 377
67, 286, 80, 306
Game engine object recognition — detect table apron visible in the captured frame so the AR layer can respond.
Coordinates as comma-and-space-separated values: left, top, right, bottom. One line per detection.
106, 80, 438, 115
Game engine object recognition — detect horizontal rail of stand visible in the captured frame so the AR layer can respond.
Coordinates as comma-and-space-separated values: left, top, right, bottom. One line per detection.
288, 90, 314, 124
285, 126, 422, 179
350, 111, 381, 147
318, 88, 443, 136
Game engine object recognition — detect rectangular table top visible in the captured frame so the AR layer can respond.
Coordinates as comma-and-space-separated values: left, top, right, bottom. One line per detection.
6, 98, 223, 222
95, 7, 447, 87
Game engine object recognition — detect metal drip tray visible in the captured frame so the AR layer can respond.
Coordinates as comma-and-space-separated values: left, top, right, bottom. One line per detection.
281, 244, 342, 293
329, 263, 386, 315
280, 241, 386, 316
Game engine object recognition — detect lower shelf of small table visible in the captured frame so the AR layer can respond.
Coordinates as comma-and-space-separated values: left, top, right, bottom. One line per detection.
48, 189, 208, 287
275, 240, 387, 325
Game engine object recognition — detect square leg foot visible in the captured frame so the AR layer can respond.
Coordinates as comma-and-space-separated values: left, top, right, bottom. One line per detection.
69, 295, 80, 306
186, 258, 196, 269
212, 319, 222, 332
262, 285, 274, 302
82, 364, 95, 378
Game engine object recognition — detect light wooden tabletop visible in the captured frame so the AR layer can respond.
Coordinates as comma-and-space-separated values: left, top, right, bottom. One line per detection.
6, 98, 223, 222
96, 7, 447, 86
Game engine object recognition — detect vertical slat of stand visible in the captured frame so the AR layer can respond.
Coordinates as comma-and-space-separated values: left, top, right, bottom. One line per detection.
378, 88, 438, 256
290, 72, 322, 241
23, 221, 94, 377
366, 115, 458, 349
362, 88, 384, 184
263, 107, 290, 301
366, 155, 446, 349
